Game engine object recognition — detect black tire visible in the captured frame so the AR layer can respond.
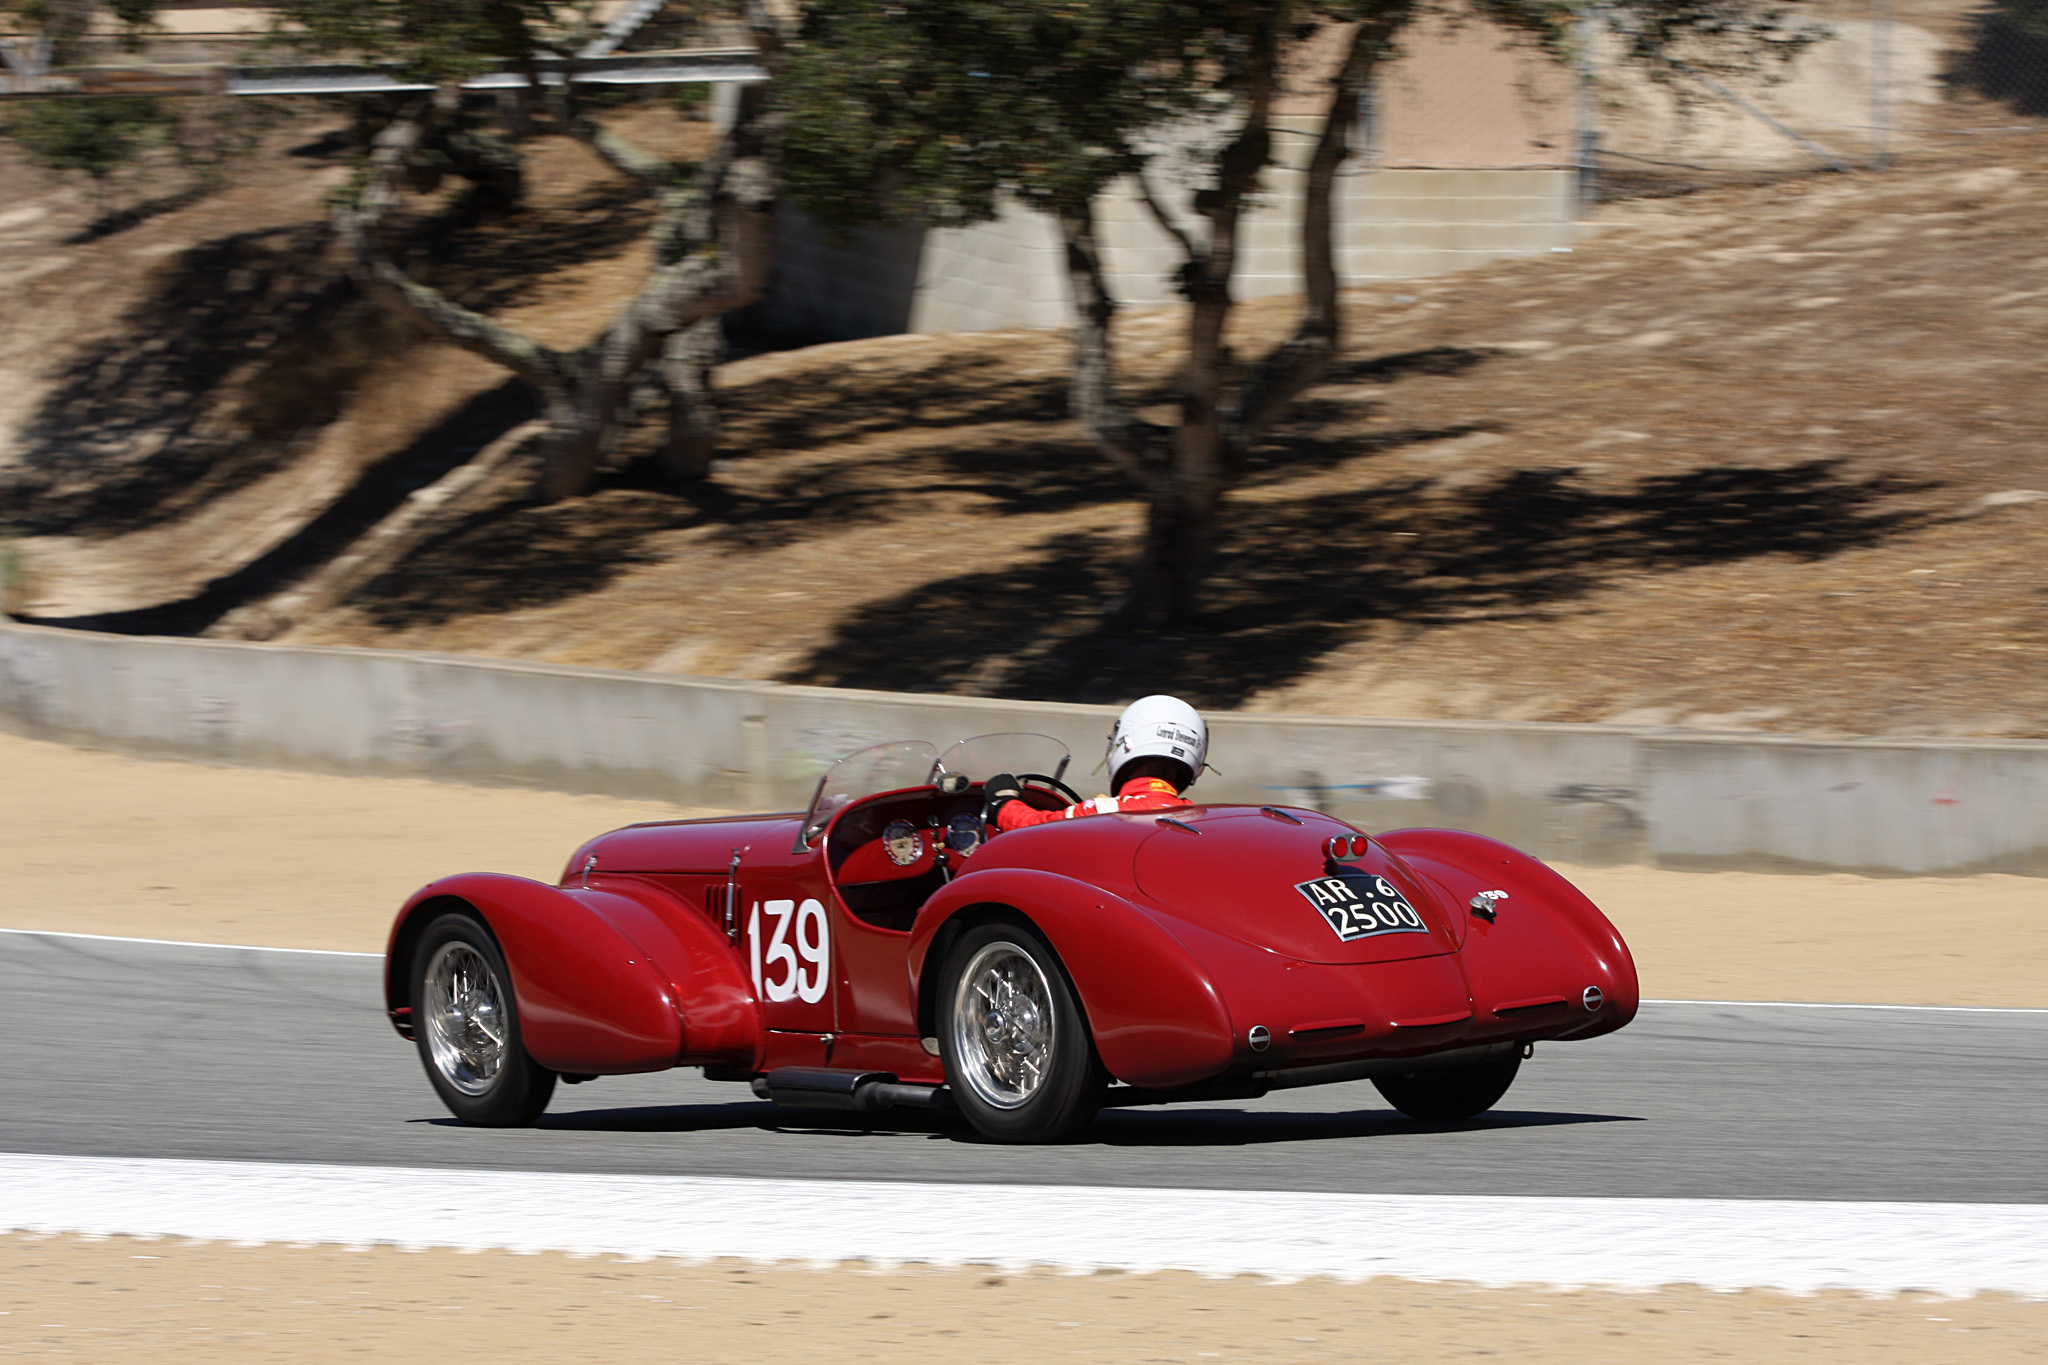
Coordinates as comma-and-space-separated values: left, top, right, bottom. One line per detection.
1373, 1051, 1522, 1121
937, 920, 1100, 1143
412, 911, 556, 1127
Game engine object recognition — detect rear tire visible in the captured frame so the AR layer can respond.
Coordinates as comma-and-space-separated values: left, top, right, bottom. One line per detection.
1373, 1051, 1522, 1121
412, 911, 556, 1127
938, 920, 1099, 1143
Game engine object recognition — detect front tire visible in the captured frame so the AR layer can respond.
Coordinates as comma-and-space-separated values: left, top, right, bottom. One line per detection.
413, 911, 556, 1127
1373, 1051, 1522, 1121
938, 920, 1099, 1143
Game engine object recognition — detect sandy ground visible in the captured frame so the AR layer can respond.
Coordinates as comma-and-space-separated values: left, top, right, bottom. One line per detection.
1, 1235, 2044, 1363
0, 731, 721, 951
6, 730, 2046, 1360
2, 731, 2042, 1006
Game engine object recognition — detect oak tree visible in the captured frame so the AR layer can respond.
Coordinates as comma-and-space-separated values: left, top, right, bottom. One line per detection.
782, 0, 1820, 624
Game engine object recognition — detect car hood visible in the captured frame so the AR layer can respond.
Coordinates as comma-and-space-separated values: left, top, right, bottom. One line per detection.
1132, 810, 1460, 965
567, 814, 804, 878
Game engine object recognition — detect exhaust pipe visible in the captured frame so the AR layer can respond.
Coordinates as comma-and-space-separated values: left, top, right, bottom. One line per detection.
753, 1067, 954, 1113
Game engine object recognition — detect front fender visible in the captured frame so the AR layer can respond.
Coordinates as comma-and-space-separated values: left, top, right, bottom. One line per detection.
1378, 830, 1640, 1040
910, 868, 1235, 1089
387, 873, 694, 1075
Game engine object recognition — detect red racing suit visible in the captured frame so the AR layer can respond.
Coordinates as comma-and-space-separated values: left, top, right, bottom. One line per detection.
994, 775, 1190, 832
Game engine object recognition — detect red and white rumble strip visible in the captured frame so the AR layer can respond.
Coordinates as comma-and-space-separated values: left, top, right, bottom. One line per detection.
3, 1153, 2044, 1297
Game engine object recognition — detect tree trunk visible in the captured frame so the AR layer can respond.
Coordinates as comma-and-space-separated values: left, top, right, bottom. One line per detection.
1057, 202, 1163, 485
1124, 2, 1286, 626
1229, 16, 1387, 449
658, 319, 724, 483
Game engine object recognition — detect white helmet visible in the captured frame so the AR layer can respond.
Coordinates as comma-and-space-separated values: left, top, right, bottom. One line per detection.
1105, 695, 1208, 791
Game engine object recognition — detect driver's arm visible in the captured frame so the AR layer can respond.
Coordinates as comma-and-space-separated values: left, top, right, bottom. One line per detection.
985, 773, 1186, 832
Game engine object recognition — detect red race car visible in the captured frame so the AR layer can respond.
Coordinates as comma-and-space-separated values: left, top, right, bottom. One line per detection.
385, 733, 1638, 1143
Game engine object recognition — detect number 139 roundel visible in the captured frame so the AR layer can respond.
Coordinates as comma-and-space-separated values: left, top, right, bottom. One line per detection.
385, 732, 1637, 1142
751, 898, 829, 1004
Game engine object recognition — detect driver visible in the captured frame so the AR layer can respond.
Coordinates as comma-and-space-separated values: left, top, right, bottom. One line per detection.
984, 695, 1206, 831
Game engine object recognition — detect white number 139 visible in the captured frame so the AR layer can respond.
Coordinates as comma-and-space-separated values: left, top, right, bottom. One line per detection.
748, 898, 829, 1005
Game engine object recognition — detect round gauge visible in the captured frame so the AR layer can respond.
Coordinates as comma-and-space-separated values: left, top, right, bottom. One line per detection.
946, 813, 983, 854
882, 819, 922, 866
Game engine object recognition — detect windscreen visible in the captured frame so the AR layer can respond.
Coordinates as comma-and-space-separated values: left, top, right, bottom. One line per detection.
801, 741, 939, 845
932, 733, 1071, 784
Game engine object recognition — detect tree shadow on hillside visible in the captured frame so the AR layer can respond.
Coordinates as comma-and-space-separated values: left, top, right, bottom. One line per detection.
1949, 2, 2048, 115
21, 379, 541, 637
6, 223, 363, 536
731, 352, 1075, 453
722, 344, 1495, 459
414, 178, 655, 316
349, 477, 705, 629
333, 345, 1505, 629
788, 459, 1936, 706
4, 180, 651, 540
341, 404, 1501, 631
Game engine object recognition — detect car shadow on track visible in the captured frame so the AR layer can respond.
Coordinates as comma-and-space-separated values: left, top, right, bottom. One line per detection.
1088, 1107, 1642, 1147
498, 1102, 1642, 1146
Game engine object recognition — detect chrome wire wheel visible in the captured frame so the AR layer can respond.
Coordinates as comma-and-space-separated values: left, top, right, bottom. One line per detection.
950, 940, 1057, 1110
421, 940, 509, 1096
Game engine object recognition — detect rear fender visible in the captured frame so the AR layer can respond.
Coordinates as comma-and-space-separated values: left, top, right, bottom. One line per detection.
1377, 830, 1639, 1039
388, 873, 731, 1075
582, 874, 762, 1069
910, 868, 1234, 1090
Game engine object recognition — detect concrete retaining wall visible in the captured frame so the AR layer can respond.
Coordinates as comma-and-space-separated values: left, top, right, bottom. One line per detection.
4, 619, 2045, 876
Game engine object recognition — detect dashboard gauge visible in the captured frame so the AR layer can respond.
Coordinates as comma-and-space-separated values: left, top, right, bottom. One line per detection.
946, 813, 983, 854
882, 819, 922, 866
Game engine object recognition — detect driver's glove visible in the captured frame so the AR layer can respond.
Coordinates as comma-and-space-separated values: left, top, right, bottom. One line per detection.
983, 772, 1023, 821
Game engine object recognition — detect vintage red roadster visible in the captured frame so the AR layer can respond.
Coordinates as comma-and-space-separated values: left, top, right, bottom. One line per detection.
384, 733, 1638, 1142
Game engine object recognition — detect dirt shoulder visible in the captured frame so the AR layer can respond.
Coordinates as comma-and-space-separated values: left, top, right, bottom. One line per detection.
0, 732, 717, 951
3, 1235, 2043, 1364
4, 732, 2042, 1005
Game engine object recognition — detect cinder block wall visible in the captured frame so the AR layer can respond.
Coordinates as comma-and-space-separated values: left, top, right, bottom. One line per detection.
761, 158, 1578, 343
757, 6, 1584, 343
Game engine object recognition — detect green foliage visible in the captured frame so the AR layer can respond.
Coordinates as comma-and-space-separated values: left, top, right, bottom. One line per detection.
2003, 0, 2048, 41
1, 0, 164, 62
270, 0, 598, 83
1964, 0, 2048, 112
5, 96, 174, 183
780, 0, 1224, 229
780, 0, 1831, 233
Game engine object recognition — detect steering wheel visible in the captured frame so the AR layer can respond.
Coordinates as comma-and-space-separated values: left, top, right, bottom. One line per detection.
980, 772, 1083, 835
1018, 773, 1081, 806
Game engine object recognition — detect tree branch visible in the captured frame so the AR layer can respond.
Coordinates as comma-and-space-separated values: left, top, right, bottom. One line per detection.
567, 115, 680, 187
334, 86, 569, 389
1134, 167, 1199, 266
1228, 13, 1393, 454
1057, 201, 1170, 492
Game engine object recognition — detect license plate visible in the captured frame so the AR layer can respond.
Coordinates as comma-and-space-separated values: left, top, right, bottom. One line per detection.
1294, 873, 1430, 942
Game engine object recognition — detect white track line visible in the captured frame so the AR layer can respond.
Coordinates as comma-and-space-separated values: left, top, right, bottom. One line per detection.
2, 1154, 2044, 1296
2, 930, 2043, 1014
0, 928, 380, 957
1649, 997, 2048, 1015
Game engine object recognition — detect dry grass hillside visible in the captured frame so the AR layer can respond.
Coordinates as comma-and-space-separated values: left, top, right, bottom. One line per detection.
2, 102, 2045, 738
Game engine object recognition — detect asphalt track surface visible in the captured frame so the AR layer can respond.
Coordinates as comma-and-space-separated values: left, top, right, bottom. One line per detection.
4, 931, 2044, 1205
